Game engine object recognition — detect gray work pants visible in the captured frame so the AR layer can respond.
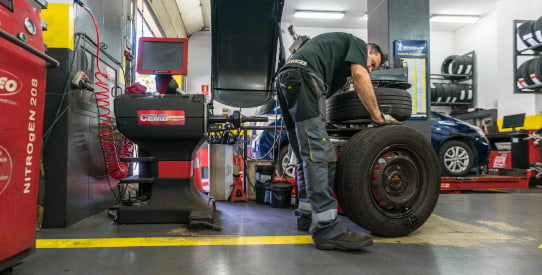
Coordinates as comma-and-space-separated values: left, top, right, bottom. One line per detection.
275, 68, 346, 243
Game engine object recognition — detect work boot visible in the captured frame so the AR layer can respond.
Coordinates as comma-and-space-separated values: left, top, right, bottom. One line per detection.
314, 230, 373, 250
294, 209, 312, 232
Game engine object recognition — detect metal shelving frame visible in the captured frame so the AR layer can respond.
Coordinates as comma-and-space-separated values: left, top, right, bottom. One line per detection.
430, 50, 476, 112
513, 19, 542, 94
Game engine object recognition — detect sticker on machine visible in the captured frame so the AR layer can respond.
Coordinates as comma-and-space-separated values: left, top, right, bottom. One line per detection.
138, 110, 185, 125
492, 156, 507, 168
0, 145, 13, 196
0, 69, 23, 96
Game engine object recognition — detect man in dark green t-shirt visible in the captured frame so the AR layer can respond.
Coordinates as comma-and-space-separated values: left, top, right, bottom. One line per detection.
275, 32, 400, 250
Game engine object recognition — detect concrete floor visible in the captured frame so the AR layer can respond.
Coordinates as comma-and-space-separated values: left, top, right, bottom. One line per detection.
9, 189, 542, 275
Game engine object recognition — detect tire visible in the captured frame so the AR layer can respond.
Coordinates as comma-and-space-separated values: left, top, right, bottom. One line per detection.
517, 60, 532, 88
275, 145, 295, 179
335, 126, 441, 237
528, 57, 542, 85
433, 83, 444, 102
441, 55, 466, 75
438, 140, 475, 177
534, 16, 542, 50
326, 87, 412, 122
521, 59, 536, 86
447, 83, 459, 103
518, 20, 538, 48
431, 83, 437, 102
462, 54, 473, 76
456, 84, 467, 102
441, 83, 452, 102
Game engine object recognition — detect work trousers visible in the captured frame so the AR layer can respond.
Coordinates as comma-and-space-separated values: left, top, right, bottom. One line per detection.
275, 68, 346, 243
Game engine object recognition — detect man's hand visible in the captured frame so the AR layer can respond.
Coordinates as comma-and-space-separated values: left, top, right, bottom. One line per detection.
374, 114, 401, 127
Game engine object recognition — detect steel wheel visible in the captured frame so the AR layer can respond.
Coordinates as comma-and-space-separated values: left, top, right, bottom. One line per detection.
335, 126, 441, 237
369, 148, 422, 218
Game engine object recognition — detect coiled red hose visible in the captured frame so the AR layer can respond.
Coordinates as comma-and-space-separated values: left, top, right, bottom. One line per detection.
85, 5, 132, 180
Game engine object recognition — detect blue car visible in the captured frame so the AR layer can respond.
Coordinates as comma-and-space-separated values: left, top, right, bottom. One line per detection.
430, 111, 490, 177
250, 105, 490, 178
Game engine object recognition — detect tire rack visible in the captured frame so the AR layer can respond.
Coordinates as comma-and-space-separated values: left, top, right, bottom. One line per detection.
430, 51, 476, 113
513, 19, 542, 93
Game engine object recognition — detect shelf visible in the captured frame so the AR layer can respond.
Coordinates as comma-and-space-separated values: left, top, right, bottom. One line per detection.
431, 74, 472, 81
431, 102, 472, 106
517, 44, 542, 54
430, 51, 476, 112
513, 19, 542, 93
520, 83, 542, 89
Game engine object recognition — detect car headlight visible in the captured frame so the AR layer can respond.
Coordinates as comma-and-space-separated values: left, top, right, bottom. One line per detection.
472, 125, 486, 139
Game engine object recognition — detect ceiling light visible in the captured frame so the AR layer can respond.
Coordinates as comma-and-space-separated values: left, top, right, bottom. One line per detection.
430, 14, 480, 23
294, 10, 345, 20
362, 12, 368, 20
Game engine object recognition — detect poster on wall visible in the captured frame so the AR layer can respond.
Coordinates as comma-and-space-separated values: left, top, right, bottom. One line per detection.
394, 40, 428, 119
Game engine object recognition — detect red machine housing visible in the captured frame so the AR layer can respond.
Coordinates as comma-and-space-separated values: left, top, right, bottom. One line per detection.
0, 0, 47, 269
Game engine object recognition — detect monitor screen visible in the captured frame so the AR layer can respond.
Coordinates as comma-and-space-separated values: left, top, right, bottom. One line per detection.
136, 37, 188, 75
501, 113, 525, 129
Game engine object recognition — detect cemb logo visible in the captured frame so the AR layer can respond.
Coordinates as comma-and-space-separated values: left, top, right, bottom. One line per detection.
139, 114, 169, 121
0, 70, 22, 96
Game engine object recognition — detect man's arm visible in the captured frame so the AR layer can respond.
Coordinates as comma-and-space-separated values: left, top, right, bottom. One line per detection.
350, 63, 384, 124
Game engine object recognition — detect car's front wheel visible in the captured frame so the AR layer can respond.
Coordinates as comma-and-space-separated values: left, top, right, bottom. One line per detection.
439, 140, 474, 177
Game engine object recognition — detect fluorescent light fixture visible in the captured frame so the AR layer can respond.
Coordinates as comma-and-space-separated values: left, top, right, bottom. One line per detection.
294, 10, 345, 20
430, 14, 480, 23
362, 12, 368, 20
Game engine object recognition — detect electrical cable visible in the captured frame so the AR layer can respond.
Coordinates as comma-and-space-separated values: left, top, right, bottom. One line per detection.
42, 34, 84, 149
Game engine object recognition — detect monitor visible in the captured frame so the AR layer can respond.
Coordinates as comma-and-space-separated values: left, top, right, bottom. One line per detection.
136, 37, 188, 75
501, 113, 525, 130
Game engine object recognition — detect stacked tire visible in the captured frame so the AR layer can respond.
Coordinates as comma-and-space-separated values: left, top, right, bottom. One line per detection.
326, 87, 412, 122
441, 54, 474, 76
517, 16, 542, 51
432, 53, 474, 105
516, 57, 542, 88
430, 82, 473, 104
516, 16, 542, 89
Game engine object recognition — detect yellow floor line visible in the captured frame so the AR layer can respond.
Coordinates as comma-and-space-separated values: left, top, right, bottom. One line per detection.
36, 235, 314, 248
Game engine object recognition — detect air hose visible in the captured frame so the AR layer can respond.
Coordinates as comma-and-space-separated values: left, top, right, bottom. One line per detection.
81, 3, 132, 180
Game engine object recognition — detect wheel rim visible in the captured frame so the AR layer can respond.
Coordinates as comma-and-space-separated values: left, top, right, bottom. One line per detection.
443, 145, 469, 174
368, 146, 425, 218
280, 152, 296, 178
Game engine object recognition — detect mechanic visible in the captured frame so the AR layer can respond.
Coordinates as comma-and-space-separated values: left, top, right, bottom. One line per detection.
275, 32, 401, 250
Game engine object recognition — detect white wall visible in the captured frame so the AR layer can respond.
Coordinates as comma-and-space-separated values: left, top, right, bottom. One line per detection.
455, 9, 499, 110
187, 31, 211, 96
429, 31, 455, 75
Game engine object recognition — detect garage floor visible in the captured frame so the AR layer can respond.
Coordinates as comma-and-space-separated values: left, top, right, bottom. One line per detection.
10, 189, 542, 275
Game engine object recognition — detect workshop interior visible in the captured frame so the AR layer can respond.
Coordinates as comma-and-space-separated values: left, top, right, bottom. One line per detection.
1, 0, 542, 274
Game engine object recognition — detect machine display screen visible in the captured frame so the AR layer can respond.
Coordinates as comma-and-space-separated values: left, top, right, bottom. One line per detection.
137, 38, 188, 75
0, 0, 13, 11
